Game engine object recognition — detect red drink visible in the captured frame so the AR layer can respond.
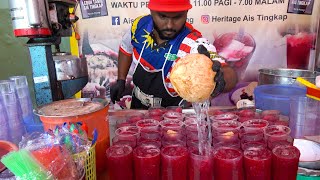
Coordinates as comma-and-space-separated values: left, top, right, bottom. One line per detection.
106, 145, 133, 180
210, 113, 238, 122
166, 106, 183, 113
272, 145, 300, 180
242, 119, 269, 133
126, 112, 145, 123
161, 145, 188, 180
163, 111, 184, 121
133, 145, 160, 180
214, 32, 256, 80
242, 141, 267, 151
244, 147, 272, 180
160, 120, 184, 141
136, 119, 160, 130
188, 148, 214, 180
264, 125, 291, 150
287, 32, 315, 69
213, 147, 244, 180
114, 126, 140, 148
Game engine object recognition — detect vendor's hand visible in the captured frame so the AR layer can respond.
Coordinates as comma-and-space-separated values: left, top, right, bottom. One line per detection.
110, 79, 125, 103
197, 45, 225, 97
95, 85, 107, 99
211, 61, 225, 97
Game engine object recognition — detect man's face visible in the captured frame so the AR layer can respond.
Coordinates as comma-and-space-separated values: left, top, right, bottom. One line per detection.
151, 10, 188, 40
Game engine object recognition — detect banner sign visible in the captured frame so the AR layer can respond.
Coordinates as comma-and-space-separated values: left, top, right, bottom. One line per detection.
75, 0, 319, 108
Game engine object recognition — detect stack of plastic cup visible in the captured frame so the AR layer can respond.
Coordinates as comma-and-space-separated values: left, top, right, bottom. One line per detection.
9, 76, 43, 133
0, 95, 10, 141
9, 76, 34, 124
0, 80, 26, 144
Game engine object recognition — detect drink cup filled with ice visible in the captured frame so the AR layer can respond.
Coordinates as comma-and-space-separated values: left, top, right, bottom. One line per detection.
214, 32, 256, 80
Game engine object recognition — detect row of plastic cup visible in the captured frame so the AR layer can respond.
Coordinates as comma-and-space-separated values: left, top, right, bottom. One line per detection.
0, 76, 34, 144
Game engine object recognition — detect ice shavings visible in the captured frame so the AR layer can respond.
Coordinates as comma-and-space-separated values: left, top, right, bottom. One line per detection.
218, 40, 253, 62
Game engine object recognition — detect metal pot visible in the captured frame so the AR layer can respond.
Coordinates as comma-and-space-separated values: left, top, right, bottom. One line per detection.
258, 68, 320, 85
53, 52, 88, 81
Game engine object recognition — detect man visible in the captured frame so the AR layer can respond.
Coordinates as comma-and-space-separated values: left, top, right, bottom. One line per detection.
111, 0, 237, 109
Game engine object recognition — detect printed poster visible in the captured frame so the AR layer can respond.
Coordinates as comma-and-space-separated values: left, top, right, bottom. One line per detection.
75, 0, 320, 108
80, 0, 108, 19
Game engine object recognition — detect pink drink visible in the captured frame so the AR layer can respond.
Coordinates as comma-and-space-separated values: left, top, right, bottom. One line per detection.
213, 140, 241, 150
188, 148, 214, 180
212, 121, 241, 143
261, 110, 280, 122
162, 138, 186, 147
161, 145, 188, 180
106, 145, 133, 180
136, 119, 160, 130
126, 112, 145, 123
287, 32, 315, 69
214, 32, 255, 79
210, 113, 239, 123
166, 106, 183, 113
148, 107, 167, 116
264, 125, 291, 144
267, 136, 294, 150
140, 129, 161, 140
160, 120, 184, 141
272, 145, 300, 180
237, 109, 258, 123
242, 119, 269, 133
163, 111, 184, 121
214, 147, 244, 180
114, 126, 140, 148
241, 141, 267, 151
244, 147, 272, 180
112, 136, 137, 148
133, 145, 160, 180
137, 139, 161, 148
240, 128, 264, 141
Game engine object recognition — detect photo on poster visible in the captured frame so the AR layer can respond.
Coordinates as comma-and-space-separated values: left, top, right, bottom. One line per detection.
287, 0, 315, 15
80, 0, 108, 19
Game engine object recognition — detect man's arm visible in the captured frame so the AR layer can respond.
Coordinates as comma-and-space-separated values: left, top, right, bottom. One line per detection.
117, 50, 133, 80
222, 66, 238, 92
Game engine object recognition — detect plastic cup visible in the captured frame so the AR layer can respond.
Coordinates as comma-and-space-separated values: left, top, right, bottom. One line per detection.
160, 120, 184, 141
133, 145, 160, 180
188, 147, 214, 180
213, 140, 241, 150
239, 128, 264, 142
113, 126, 140, 148
9, 76, 34, 124
126, 112, 145, 124
264, 125, 291, 142
261, 110, 280, 122
166, 106, 183, 113
137, 139, 161, 149
212, 121, 241, 143
106, 145, 133, 180
161, 145, 188, 180
140, 129, 161, 140
213, 147, 244, 180
148, 107, 167, 116
244, 147, 272, 180
242, 119, 269, 133
210, 113, 238, 122
0, 80, 26, 144
272, 145, 300, 180
241, 141, 267, 151
0, 97, 10, 141
162, 111, 184, 121
136, 119, 160, 131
